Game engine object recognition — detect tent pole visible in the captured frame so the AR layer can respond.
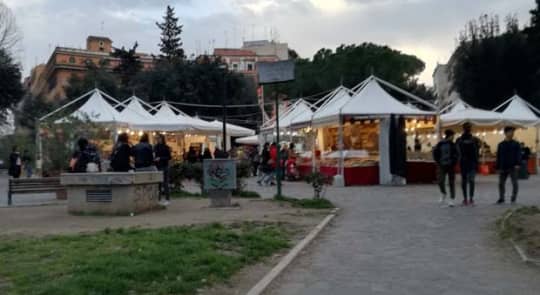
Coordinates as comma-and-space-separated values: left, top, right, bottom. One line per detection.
536, 127, 540, 174
39, 89, 95, 122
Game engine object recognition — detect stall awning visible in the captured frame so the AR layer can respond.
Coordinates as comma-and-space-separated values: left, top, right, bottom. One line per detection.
262, 99, 315, 131
208, 120, 255, 137
57, 90, 124, 124
441, 107, 504, 127
312, 77, 435, 127
235, 135, 259, 145
131, 102, 194, 131
118, 96, 156, 124
495, 95, 540, 127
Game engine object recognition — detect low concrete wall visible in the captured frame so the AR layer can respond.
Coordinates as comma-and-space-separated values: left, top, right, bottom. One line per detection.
61, 172, 163, 215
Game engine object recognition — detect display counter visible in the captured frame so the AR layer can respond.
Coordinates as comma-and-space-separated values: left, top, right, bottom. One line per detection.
406, 160, 437, 184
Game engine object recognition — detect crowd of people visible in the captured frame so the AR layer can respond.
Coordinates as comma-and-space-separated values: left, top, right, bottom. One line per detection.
254, 142, 297, 186
8, 146, 32, 179
433, 123, 530, 207
68, 133, 172, 205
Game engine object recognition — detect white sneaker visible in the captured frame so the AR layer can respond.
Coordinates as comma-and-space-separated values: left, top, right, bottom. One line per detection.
439, 194, 446, 205
159, 200, 170, 206
447, 199, 455, 207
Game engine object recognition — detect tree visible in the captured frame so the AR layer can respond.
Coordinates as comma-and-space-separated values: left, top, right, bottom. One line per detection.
451, 14, 538, 109
268, 43, 428, 101
111, 42, 143, 89
156, 5, 184, 62
0, 48, 23, 123
0, 2, 19, 50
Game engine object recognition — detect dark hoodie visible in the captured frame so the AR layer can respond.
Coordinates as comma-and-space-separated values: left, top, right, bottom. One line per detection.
456, 133, 480, 171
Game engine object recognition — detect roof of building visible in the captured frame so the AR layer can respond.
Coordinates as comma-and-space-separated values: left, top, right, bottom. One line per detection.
87, 35, 112, 42
214, 48, 256, 57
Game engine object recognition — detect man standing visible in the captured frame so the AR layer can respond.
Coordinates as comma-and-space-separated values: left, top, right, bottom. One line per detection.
132, 134, 155, 171
496, 126, 522, 204
154, 134, 171, 205
456, 122, 480, 206
433, 130, 458, 207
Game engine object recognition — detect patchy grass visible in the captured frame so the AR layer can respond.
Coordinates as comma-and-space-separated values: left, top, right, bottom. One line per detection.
274, 195, 335, 209
497, 206, 540, 258
0, 223, 290, 295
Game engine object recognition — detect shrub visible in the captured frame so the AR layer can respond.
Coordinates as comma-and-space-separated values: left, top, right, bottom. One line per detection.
304, 172, 333, 199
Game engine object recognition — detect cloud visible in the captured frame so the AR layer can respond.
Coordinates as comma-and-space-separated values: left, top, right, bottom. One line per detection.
4, 0, 535, 85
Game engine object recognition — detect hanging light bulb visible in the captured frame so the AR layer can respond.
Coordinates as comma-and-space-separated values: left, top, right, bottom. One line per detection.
138, 131, 143, 136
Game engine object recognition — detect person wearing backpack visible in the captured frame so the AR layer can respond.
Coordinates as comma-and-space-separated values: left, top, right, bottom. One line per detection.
456, 122, 480, 206
72, 138, 101, 173
433, 129, 458, 207
110, 133, 132, 172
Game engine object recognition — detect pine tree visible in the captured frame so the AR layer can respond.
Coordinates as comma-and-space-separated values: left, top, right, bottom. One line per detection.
156, 5, 184, 62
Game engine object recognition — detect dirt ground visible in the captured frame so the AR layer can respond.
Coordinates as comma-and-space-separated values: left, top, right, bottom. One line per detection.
0, 198, 330, 237
512, 213, 540, 259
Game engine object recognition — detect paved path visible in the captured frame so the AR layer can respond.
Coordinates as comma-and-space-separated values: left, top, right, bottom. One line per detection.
265, 176, 540, 295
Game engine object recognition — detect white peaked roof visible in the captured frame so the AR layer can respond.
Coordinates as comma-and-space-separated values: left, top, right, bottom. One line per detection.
208, 120, 255, 137
235, 135, 259, 145
60, 90, 123, 123
311, 87, 352, 125
440, 104, 504, 127
263, 99, 315, 131
131, 102, 194, 131
341, 79, 435, 116
118, 96, 155, 124
497, 95, 539, 126
312, 78, 435, 126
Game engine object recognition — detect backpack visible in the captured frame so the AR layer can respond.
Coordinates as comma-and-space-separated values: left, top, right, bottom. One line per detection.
438, 141, 454, 166
74, 146, 100, 172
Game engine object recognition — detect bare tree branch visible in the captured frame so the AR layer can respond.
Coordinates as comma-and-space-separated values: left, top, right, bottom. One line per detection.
0, 2, 20, 50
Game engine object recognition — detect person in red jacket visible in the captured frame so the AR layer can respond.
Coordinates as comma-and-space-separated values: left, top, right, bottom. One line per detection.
269, 142, 278, 185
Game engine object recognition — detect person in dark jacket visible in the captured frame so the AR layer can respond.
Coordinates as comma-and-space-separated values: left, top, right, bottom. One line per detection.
519, 142, 531, 179
257, 143, 273, 185
71, 138, 101, 173
186, 146, 198, 164
8, 146, 22, 179
132, 133, 155, 171
154, 134, 171, 204
456, 122, 480, 206
496, 126, 522, 204
213, 147, 229, 159
110, 133, 132, 172
200, 148, 213, 161
433, 129, 458, 207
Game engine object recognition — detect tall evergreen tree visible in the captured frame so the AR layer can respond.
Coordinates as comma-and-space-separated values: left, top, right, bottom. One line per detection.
156, 5, 184, 62
111, 42, 143, 89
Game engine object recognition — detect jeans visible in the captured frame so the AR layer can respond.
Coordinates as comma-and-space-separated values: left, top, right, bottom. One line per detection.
438, 165, 455, 199
461, 169, 476, 201
499, 169, 518, 201
159, 166, 170, 201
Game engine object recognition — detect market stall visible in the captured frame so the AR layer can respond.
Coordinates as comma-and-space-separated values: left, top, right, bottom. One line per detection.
311, 76, 437, 186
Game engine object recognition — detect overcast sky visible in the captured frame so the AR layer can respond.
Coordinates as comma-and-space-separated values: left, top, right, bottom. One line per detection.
4, 0, 535, 85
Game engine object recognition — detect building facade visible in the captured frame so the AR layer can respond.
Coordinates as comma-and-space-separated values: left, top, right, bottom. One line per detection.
213, 40, 289, 78
26, 36, 154, 101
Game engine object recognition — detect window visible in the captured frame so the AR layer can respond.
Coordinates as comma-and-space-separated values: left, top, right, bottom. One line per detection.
247, 63, 253, 71
232, 63, 238, 70
99, 41, 105, 51
68, 56, 76, 64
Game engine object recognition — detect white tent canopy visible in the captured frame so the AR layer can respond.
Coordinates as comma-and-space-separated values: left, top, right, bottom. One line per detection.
208, 120, 255, 137
117, 96, 156, 124
494, 95, 540, 126
235, 135, 259, 145
311, 86, 353, 126
262, 99, 315, 131
57, 89, 124, 124
130, 102, 195, 131
312, 77, 436, 127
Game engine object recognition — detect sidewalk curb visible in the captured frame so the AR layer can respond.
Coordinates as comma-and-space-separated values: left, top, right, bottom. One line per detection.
246, 208, 340, 295
501, 210, 540, 266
